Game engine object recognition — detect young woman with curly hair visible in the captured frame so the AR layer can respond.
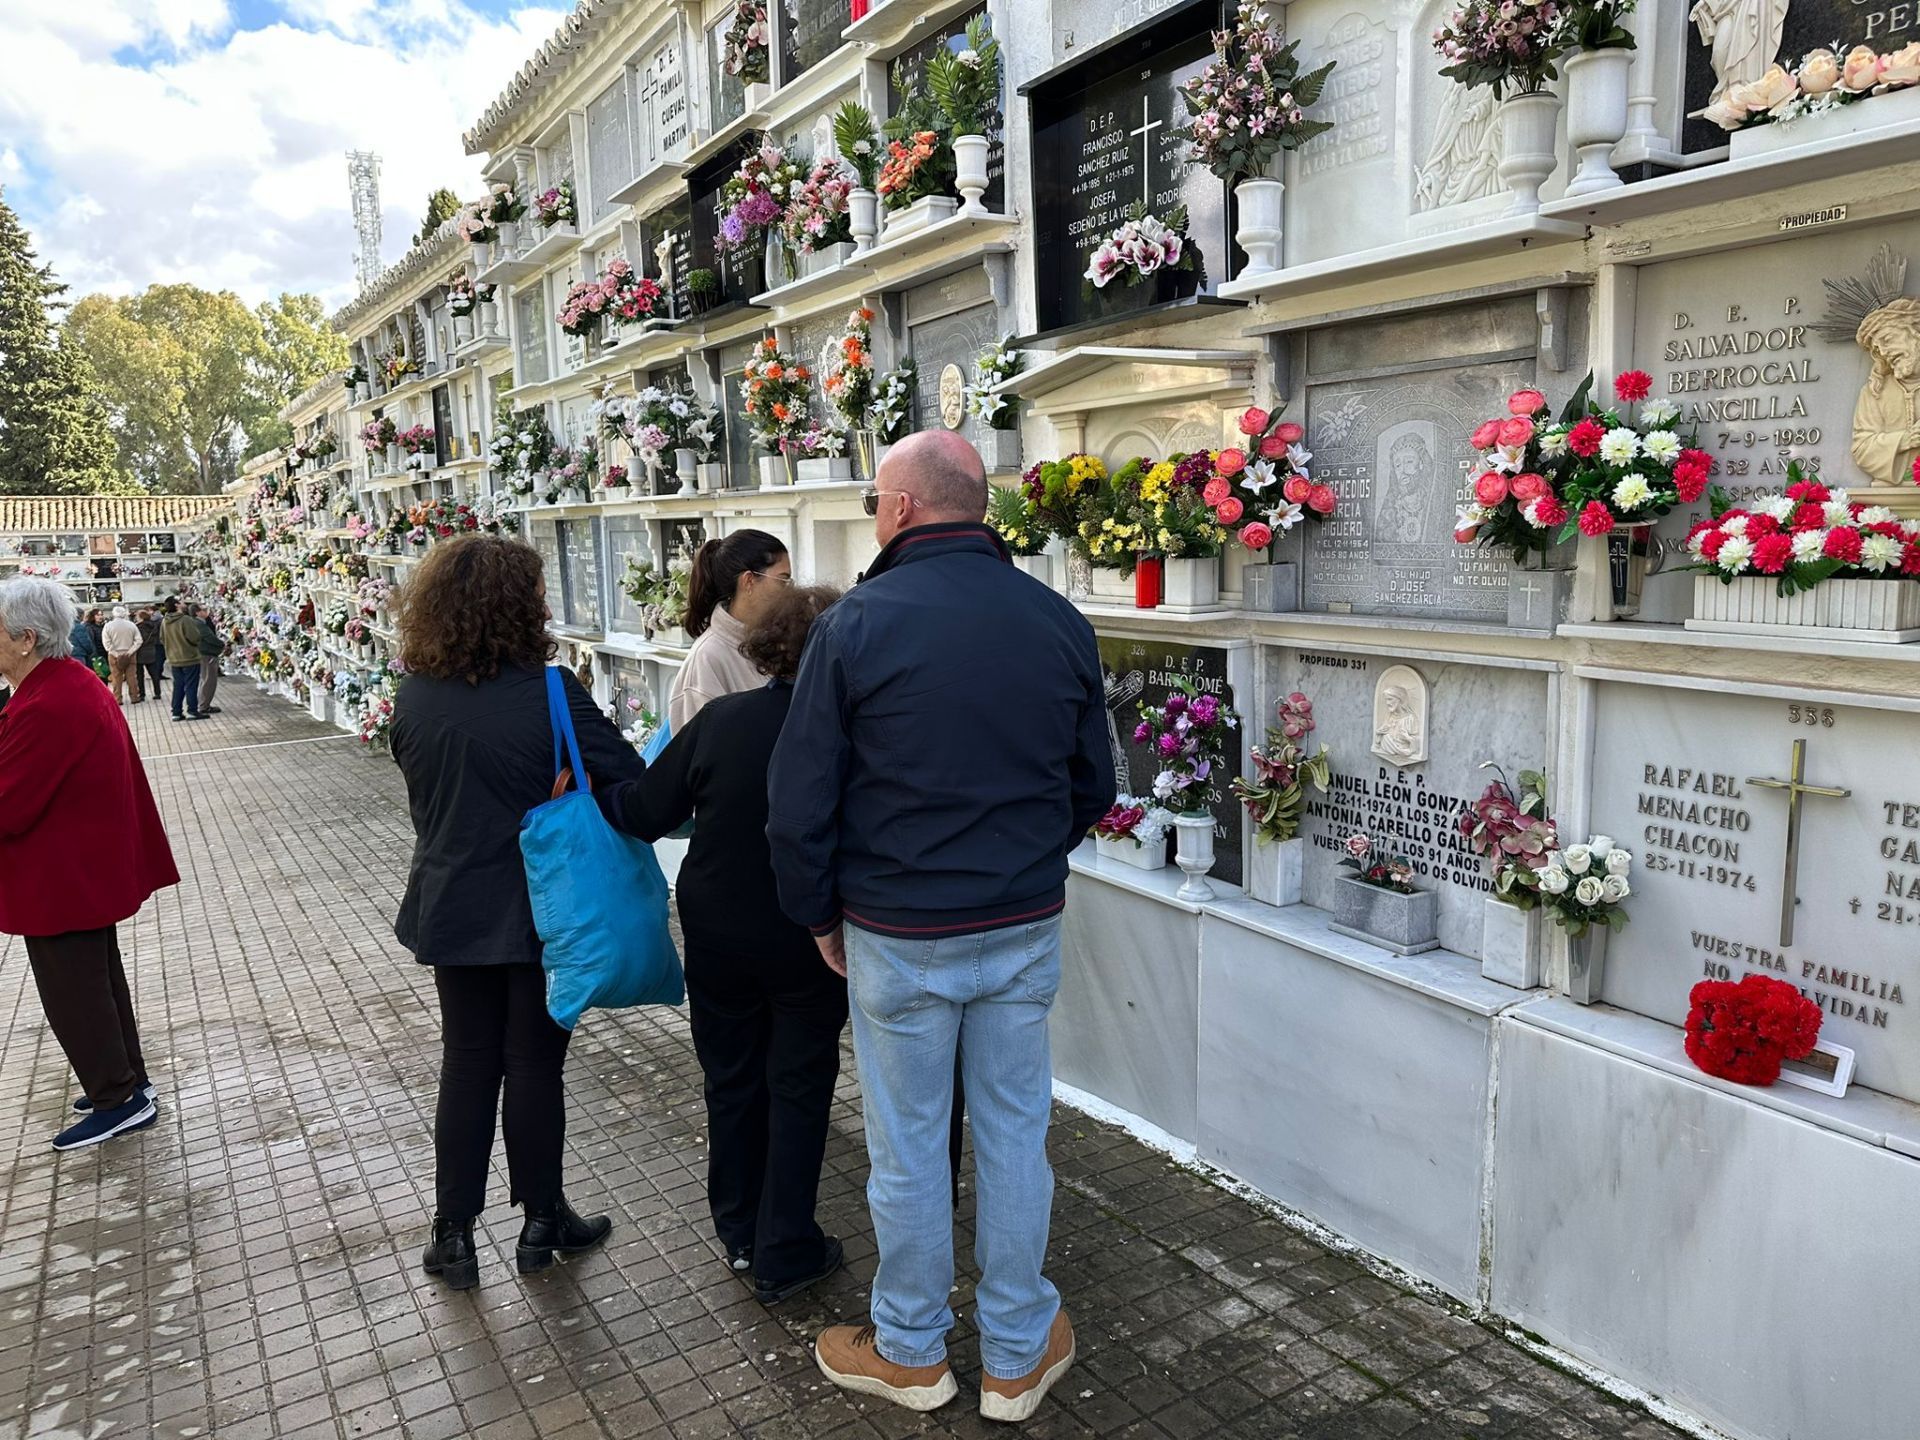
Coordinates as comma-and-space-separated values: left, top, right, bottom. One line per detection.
596, 584, 847, 1305
390, 535, 646, 1290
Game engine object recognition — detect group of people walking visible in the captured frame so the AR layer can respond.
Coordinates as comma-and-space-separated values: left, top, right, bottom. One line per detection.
58, 598, 225, 717
0, 431, 1112, 1423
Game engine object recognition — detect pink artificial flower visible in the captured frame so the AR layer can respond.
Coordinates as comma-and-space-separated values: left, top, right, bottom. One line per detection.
1470, 419, 1504, 450
1498, 416, 1535, 447
1473, 471, 1510, 506
1508, 388, 1547, 415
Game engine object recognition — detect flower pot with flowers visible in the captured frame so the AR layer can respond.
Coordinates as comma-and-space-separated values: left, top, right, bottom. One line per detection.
600, 464, 632, 501
1230, 691, 1332, 906
1009, 453, 1106, 589
1128, 456, 1230, 612
1559, 0, 1637, 196
722, 0, 771, 97
1459, 764, 1560, 987
1175, 2, 1335, 282
833, 102, 885, 250
1684, 974, 1825, 1086
1206, 410, 1335, 609
474, 183, 526, 259
968, 337, 1024, 472
988, 483, 1055, 586
360, 417, 399, 472
1091, 797, 1176, 872
1530, 832, 1633, 1001
1074, 462, 1152, 602
1682, 462, 1920, 640
1548, 370, 1708, 616
1433, 0, 1569, 214
794, 425, 853, 482
1134, 680, 1240, 901
925, 16, 1001, 215
865, 360, 916, 471
1331, 834, 1440, 955
1083, 203, 1200, 309
826, 307, 877, 475
782, 159, 855, 276
456, 202, 498, 269
687, 268, 720, 316
721, 140, 801, 286
1706, 43, 1920, 159
742, 335, 812, 485
532, 180, 577, 234
876, 126, 957, 236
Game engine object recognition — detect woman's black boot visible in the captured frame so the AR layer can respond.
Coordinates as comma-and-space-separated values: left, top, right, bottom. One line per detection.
517, 1198, 612, 1273
423, 1216, 479, 1290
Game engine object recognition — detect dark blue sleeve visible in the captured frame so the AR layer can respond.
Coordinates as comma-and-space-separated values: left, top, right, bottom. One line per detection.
766, 619, 851, 935
1066, 616, 1116, 846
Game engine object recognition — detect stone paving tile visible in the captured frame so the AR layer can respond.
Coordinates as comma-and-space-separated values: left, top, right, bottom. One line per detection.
0, 683, 1690, 1439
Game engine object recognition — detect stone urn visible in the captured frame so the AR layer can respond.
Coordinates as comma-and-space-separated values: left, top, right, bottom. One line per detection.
1564, 49, 1631, 197
1172, 812, 1218, 902
1498, 90, 1563, 216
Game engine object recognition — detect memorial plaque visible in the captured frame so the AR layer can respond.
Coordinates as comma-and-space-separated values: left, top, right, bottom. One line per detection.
641, 198, 695, 318
1683, 0, 1920, 152
1302, 364, 1526, 621
664, 518, 707, 565
633, 35, 690, 174
558, 517, 603, 630
780, 0, 846, 84
431, 385, 454, 466
1287, 8, 1403, 264
1589, 681, 1920, 1105
1098, 634, 1244, 887
893, 7, 1003, 210
530, 518, 564, 601
907, 300, 1000, 444
606, 514, 654, 635
587, 77, 634, 226
708, 15, 746, 132
515, 288, 549, 384
1028, 3, 1226, 333
690, 146, 765, 305
722, 366, 754, 481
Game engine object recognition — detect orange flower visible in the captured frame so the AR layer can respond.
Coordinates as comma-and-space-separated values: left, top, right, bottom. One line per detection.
772, 403, 789, 420
795, 365, 810, 380
766, 363, 784, 379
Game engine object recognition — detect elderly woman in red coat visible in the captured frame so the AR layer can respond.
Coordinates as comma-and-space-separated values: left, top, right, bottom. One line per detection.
0, 577, 179, 1150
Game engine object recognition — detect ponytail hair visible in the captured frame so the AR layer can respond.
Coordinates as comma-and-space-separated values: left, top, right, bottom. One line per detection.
684, 528, 788, 639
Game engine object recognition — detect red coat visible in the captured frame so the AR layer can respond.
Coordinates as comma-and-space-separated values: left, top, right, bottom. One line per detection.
0, 657, 179, 936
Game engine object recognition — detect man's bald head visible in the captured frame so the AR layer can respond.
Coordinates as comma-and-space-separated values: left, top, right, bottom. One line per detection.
878, 430, 988, 522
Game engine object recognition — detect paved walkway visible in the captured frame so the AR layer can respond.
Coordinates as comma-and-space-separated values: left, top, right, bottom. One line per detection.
0, 683, 1688, 1440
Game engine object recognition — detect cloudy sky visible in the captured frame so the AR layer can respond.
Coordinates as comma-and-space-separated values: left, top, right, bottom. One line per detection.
2, 0, 576, 313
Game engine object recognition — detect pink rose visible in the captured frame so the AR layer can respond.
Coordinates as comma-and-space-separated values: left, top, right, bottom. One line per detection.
1306, 483, 1337, 515
1274, 422, 1305, 444
1508, 388, 1546, 416
1881, 41, 1920, 85
1498, 416, 1535, 447
1840, 45, 1880, 92
1238, 408, 1270, 437
1510, 471, 1549, 502
1282, 476, 1310, 504
1202, 477, 1231, 505
1470, 419, 1504, 450
1216, 448, 1247, 477
1473, 471, 1510, 506
1258, 432, 1289, 459
1215, 497, 1245, 524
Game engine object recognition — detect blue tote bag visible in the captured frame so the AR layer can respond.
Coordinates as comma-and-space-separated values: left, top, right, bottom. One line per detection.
521, 667, 684, 1028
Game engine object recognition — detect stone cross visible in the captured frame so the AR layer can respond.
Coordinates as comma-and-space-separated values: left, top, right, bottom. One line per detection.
1512, 576, 1543, 623
1746, 738, 1851, 947
1131, 96, 1163, 208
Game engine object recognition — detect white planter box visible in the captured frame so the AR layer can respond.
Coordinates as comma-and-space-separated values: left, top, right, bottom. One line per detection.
308, 691, 334, 724
1480, 896, 1543, 989
1013, 554, 1054, 588
882, 195, 959, 239
1087, 566, 1134, 603
1246, 836, 1304, 907
800, 241, 855, 277
1095, 833, 1168, 871
695, 463, 728, 493
1730, 85, 1920, 161
1161, 556, 1224, 614
1686, 576, 1920, 643
796, 458, 854, 483
758, 455, 793, 488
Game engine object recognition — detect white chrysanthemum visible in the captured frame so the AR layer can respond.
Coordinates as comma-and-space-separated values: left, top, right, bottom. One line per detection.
1821, 500, 1852, 526
1717, 535, 1753, 572
1640, 399, 1681, 425
1860, 534, 1902, 572
1905, 519, 1920, 539
1825, 486, 1851, 507
1721, 513, 1750, 537
1790, 529, 1826, 563
1757, 496, 1798, 523
1538, 428, 1569, 458
1687, 530, 1711, 561
1612, 474, 1654, 510
1641, 430, 1681, 463
1857, 505, 1898, 526
1598, 427, 1640, 465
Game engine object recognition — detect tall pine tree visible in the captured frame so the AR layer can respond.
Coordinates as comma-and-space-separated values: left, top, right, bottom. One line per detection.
0, 189, 119, 495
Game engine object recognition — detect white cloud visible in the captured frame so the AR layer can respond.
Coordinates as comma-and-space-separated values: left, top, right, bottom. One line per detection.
1, 0, 573, 310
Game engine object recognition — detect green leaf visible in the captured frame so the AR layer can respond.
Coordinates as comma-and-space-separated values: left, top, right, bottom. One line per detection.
1292, 60, 1337, 108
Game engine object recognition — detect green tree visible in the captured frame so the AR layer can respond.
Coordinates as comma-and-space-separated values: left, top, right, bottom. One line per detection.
413, 187, 462, 247
0, 189, 119, 495
252, 292, 349, 451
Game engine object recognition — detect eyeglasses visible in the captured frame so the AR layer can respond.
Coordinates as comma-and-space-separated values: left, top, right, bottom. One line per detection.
860, 487, 919, 518
747, 569, 793, 585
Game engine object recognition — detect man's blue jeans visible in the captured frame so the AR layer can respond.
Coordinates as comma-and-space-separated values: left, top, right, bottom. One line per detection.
845, 916, 1063, 1381
170, 664, 200, 718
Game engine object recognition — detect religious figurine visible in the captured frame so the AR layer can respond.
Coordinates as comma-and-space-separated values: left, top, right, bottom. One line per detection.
1816, 245, 1920, 513
654, 230, 676, 294
1371, 665, 1428, 766
1415, 85, 1500, 212
1689, 0, 1789, 103
1376, 429, 1437, 543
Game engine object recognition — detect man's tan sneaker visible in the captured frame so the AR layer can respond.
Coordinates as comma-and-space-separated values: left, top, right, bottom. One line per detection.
814, 1324, 958, 1411
980, 1309, 1076, 1423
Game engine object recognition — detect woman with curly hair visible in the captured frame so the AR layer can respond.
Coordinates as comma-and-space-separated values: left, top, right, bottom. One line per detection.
390, 535, 646, 1290
597, 584, 847, 1305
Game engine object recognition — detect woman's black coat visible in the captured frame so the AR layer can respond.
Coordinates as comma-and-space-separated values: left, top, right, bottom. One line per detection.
392, 663, 646, 966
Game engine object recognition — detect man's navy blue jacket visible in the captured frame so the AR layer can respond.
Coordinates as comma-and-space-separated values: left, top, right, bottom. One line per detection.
767, 521, 1115, 939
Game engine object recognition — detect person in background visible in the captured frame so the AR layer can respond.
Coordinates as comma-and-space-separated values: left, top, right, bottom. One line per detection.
390, 535, 646, 1291
84, 608, 106, 665
597, 584, 847, 1306
137, 607, 165, 702
102, 606, 143, 706
160, 598, 203, 722
68, 610, 98, 672
0, 578, 179, 1150
769, 431, 1112, 1423
668, 530, 792, 731
191, 603, 224, 715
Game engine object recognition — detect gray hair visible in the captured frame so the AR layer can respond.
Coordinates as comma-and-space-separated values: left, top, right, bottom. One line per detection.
0, 577, 77, 661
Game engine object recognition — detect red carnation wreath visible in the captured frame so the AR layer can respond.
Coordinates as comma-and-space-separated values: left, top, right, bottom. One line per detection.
1683, 974, 1823, 1086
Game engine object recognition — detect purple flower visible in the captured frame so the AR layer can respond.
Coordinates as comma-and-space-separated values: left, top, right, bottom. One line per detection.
720, 213, 746, 246
1164, 694, 1188, 718
1157, 734, 1180, 758
1133, 720, 1151, 744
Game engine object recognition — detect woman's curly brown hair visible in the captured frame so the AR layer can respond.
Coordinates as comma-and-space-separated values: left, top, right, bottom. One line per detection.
740, 584, 840, 682
395, 535, 556, 683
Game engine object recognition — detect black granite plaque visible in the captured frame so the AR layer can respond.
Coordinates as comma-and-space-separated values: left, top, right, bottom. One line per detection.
1683, 0, 1920, 151
1097, 633, 1243, 887
780, 0, 847, 84
891, 6, 1004, 210
689, 143, 766, 306
664, 518, 708, 564
641, 198, 695, 318
1026, 1, 1227, 334
431, 385, 454, 465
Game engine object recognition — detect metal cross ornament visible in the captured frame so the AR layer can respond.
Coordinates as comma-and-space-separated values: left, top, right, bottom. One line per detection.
1746, 738, 1850, 947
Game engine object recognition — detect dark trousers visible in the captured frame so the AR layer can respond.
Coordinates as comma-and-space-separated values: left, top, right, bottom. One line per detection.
433, 964, 572, 1220
685, 938, 848, 1286
144, 658, 165, 698
26, 926, 146, 1108
170, 663, 200, 718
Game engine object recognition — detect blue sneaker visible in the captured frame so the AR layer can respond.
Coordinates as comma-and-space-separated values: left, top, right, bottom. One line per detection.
74, 1080, 157, 1114
52, 1094, 157, 1151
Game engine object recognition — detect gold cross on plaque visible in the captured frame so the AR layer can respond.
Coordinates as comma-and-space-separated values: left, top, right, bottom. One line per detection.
1746, 739, 1851, 948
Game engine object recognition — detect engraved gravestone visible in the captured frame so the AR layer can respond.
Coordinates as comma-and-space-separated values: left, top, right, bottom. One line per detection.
634, 34, 689, 175
587, 77, 633, 226
515, 288, 549, 385
1587, 680, 1920, 1105
781, 0, 847, 83
892, 7, 1004, 210
908, 302, 1000, 443
1286, 6, 1406, 265
642, 198, 695, 318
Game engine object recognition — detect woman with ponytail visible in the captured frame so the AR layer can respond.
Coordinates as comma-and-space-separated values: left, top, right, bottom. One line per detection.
669, 529, 791, 730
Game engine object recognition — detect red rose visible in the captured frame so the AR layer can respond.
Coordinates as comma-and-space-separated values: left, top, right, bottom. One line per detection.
1790, 502, 1827, 532
1498, 416, 1535, 447
1282, 475, 1310, 504
1508, 388, 1547, 416
1752, 533, 1793, 573
1823, 526, 1863, 563
1474, 471, 1510, 506
1568, 418, 1605, 457
1274, 422, 1305, 444
1238, 407, 1270, 437
1216, 447, 1247, 477
1259, 432, 1290, 459
1614, 370, 1653, 402
1578, 500, 1616, 537
1202, 477, 1231, 505
1306, 483, 1337, 515
1470, 419, 1504, 450
1239, 521, 1274, 550
1700, 529, 1728, 561
1216, 496, 1245, 524
1533, 496, 1568, 527
1511, 471, 1549, 502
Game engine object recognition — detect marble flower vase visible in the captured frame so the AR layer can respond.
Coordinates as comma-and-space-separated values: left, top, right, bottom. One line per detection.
1566, 924, 1610, 1004
1480, 896, 1543, 988
1498, 91, 1562, 215
1013, 553, 1054, 588
1329, 877, 1440, 955
1096, 833, 1168, 872
1234, 175, 1285, 282
1160, 556, 1223, 613
1242, 560, 1299, 613
1172, 813, 1218, 902
884, 195, 959, 239
1246, 836, 1304, 907
1563, 49, 1631, 197
849, 189, 880, 251
953, 135, 991, 215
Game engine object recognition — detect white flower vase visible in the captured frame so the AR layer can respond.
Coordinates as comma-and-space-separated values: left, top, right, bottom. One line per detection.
696, 462, 728, 492
1161, 556, 1223, 613
470, 243, 489, 270
1564, 49, 1631, 197
496, 219, 519, 256
1498, 90, 1562, 216
1096, 834, 1168, 872
1172, 813, 1217, 902
1567, 925, 1610, 1004
385, 443, 401, 470
1480, 896, 1543, 989
953, 134, 991, 216
884, 195, 958, 239
759, 455, 793, 488
1246, 836, 1304, 907
1234, 177, 1285, 282
1013, 553, 1053, 588
849, 188, 880, 252
452, 312, 474, 345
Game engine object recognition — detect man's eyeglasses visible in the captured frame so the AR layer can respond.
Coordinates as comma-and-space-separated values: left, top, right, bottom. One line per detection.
860, 487, 919, 518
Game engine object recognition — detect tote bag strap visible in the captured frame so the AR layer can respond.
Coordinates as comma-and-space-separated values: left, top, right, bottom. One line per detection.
545, 666, 590, 800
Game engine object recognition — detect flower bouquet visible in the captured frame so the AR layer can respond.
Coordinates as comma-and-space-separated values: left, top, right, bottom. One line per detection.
1330, 832, 1440, 955
1232, 692, 1332, 906
1684, 974, 1823, 1086
826, 307, 876, 467
926, 16, 1001, 210
720, 141, 801, 272
742, 335, 813, 475
1084, 203, 1195, 291
1175, 3, 1336, 183
1459, 763, 1560, 985
532, 180, 576, 229
1090, 796, 1176, 872
1433, 0, 1569, 98
876, 129, 955, 216
447, 274, 494, 317
987, 483, 1050, 559
866, 360, 916, 444
782, 159, 854, 257
1340, 832, 1417, 893
722, 0, 770, 84
1533, 830, 1632, 1000
455, 202, 498, 246
1453, 386, 1571, 563
1135, 679, 1238, 899
378, 349, 419, 389
360, 416, 398, 456
968, 337, 1023, 431
486, 183, 526, 226
1211, 411, 1334, 551
1703, 43, 1920, 133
